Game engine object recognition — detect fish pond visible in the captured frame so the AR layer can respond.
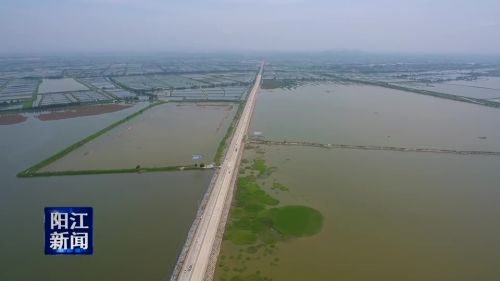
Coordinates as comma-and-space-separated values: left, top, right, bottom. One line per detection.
215, 81, 500, 281
250, 82, 500, 151
215, 145, 500, 281
41, 102, 237, 172
0, 104, 215, 281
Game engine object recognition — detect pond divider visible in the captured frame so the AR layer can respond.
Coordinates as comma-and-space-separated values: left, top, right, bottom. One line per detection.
16, 101, 200, 177
249, 139, 500, 156
322, 74, 500, 109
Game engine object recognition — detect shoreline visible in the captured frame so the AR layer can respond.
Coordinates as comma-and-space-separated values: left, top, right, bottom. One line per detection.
36, 104, 131, 121
0, 114, 27, 125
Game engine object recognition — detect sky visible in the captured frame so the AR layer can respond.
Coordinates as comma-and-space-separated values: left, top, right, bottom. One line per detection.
1, 0, 499, 54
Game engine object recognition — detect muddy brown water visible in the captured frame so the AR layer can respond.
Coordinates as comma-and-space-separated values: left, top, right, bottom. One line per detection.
215, 82, 500, 281
0, 103, 216, 281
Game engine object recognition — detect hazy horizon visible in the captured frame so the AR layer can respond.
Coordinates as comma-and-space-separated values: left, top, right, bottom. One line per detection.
1, 0, 500, 54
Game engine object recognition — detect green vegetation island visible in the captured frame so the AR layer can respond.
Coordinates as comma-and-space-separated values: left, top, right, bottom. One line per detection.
217, 157, 323, 281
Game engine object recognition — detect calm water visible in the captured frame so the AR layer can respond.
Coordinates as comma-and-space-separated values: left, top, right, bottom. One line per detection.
251, 82, 500, 151
216, 146, 500, 281
413, 83, 500, 100
216, 82, 500, 281
451, 77, 500, 90
400, 77, 500, 100
38, 78, 89, 94
44, 103, 236, 171
0, 105, 212, 281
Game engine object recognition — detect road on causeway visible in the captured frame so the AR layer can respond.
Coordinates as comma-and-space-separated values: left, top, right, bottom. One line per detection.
176, 63, 264, 281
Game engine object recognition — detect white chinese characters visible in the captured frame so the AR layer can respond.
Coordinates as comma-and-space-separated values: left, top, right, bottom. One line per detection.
48, 211, 89, 251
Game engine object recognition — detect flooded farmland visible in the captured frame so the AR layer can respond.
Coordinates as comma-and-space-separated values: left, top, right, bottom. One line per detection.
3, 52, 500, 281
216, 146, 500, 281
402, 79, 500, 101
0, 106, 213, 281
42, 102, 237, 171
215, 82, 500, 281
251, 82, 500, 151
38, 78, 89, 93
450, 76, 500, 90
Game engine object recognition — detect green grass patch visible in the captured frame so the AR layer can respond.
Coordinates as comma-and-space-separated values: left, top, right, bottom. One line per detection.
267, 206, 323, 237
18, 165, 203, 177
225, 175, 322, 247
236, 176, 279, 207
230, 230, 258, 245
251, 159, 274, 177
271, 182, 289, 192
214, 123, 235, 165
22, 99, 33, 109
213, 100, 245, 165
17, 101, 166, 177
224, 152, 322, 254
225, 176, 278, 245
220, 169, 323, 280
